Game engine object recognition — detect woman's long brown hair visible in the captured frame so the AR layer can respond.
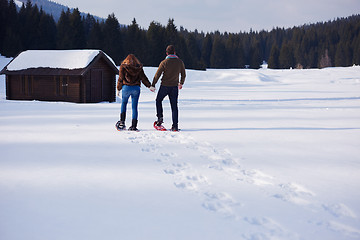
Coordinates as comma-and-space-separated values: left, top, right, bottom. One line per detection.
122, 54, 141, 66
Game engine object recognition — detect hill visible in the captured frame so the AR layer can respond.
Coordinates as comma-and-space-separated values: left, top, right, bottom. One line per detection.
15, 0, 104, 22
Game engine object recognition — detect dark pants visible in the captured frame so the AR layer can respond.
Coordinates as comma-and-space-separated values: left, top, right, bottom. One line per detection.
156, 85, 179, 126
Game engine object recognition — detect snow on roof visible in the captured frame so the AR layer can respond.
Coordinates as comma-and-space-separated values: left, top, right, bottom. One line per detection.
6, 50, 115, 71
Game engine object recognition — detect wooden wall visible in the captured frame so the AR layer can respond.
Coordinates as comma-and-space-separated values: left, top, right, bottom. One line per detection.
84, 57, 116, 103
4, 56, 116, 103
6, 75, 82, 103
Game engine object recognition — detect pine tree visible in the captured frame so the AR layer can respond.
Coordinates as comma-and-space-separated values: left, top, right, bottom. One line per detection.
225, 34, 245, 68
210, 33, 226, 68
279, 42, 295, 69
3, 28, 22, 57
163, 19, 191, 68
185, 33, 201, 69
37, 9, 57, 49
335, 41, 350, 67
69, 8, 86, 49
87, 20, 103, 50
292, 27, 305, 67
201, 34, 212, 68
56, 9, 72, 49
2, 0, 21, 56
20, 1, 42, 50
0, 0, 9, 53
146, 21, 166, 66
56, 8, 85, 49
249, 40, 262, 69
165, 18, 178, 46
177, 35, 192, 68
237, 41, 246, 68
84, 14, 96, 41
353, 33, 360, 65
102, 13, 123, 64
268, 44, 280, 69
125, 18, 144, 58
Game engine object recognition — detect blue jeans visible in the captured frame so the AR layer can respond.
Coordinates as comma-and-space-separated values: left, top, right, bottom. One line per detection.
156, 85, 179, 126
121, 85, 141, 120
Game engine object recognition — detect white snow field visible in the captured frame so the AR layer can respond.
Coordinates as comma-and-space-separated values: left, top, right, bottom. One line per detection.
1, 55, 360, 240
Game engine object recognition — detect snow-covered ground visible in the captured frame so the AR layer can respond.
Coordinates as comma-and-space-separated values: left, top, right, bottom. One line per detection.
1, 55, 360, 240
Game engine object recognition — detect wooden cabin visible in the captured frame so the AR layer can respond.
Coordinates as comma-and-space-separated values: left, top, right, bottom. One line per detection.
0, 50, 118, 103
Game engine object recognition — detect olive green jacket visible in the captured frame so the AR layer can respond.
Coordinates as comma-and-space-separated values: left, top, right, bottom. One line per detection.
152, 57, 186, 87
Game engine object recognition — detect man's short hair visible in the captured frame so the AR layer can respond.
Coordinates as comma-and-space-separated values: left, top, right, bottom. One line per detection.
166, 45, 175, 54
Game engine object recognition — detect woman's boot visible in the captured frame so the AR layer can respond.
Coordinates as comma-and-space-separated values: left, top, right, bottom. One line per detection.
128, 119, 138, 131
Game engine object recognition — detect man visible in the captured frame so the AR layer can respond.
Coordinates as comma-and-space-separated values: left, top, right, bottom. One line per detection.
150, 45, 186, 131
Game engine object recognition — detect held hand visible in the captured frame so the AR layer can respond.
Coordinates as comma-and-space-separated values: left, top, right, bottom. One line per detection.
116, 79, 122, 91
117, 83, 122, 91
150, 86, 156, 92
178, 84, 183, 90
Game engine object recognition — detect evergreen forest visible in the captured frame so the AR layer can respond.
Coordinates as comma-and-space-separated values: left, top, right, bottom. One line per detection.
1, 0, 360, 69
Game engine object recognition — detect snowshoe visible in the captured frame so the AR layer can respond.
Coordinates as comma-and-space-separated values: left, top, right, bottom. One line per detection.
154, 121, 167, 131
115, 121, 126, 131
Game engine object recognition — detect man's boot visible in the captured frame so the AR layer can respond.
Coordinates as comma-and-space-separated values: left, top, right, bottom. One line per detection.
155, 117, 163, 126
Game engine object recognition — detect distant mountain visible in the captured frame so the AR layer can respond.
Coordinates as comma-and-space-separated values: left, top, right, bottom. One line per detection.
15, 0, 104, 22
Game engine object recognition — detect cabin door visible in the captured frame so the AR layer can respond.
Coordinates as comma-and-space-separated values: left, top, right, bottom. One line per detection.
90, 69, 103, 102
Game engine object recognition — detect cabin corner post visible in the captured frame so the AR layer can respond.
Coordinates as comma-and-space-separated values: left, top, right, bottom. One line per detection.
5, 75, 11, 100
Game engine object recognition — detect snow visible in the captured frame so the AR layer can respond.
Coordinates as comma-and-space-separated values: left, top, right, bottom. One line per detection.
1, 54, 360, 240
14, 0, 23, 8
5, 50, 112, 71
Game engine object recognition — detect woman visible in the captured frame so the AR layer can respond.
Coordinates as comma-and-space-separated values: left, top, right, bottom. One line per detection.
116, 54, 152, 131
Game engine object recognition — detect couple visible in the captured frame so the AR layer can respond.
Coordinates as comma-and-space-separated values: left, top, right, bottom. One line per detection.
115, 45, 186, 131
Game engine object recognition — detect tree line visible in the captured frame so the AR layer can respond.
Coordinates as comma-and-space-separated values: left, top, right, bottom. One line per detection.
1, 0, 359, 69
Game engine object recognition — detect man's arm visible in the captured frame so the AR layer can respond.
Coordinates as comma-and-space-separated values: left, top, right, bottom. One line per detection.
180, 61, 186, 85
152, 61, 165, 87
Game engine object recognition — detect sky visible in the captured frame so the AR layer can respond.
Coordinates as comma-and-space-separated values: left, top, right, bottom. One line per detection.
55, 0, 360, 33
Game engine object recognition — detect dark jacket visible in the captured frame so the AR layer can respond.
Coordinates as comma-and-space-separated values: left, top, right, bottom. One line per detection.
152, 57, 186, 87
117, 64, 151, 91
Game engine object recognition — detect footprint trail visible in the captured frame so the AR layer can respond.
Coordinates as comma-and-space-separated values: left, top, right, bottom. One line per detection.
124, 131, 360, 239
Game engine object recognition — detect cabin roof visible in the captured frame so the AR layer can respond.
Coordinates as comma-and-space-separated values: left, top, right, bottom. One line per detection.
0, 50, 118, 76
